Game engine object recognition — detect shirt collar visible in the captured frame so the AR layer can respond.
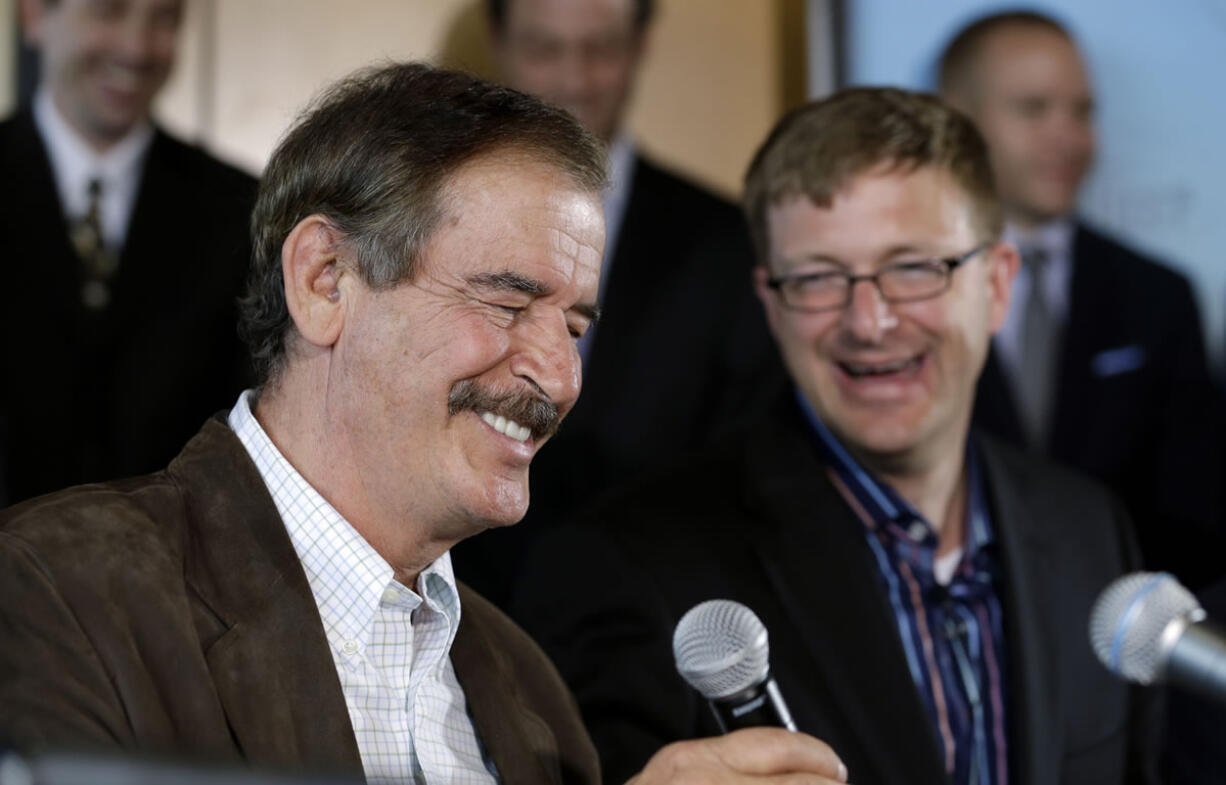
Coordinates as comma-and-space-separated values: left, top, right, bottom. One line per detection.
600, 131, 637, 267
1002, 216, 1074, 317
33, 86, 154, 197
794, 387, 994, 558
227, 390, 463, 656
1003, 216, 1074, 258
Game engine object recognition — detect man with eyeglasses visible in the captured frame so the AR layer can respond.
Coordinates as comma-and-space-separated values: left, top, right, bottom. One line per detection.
514, 88, 1160, 785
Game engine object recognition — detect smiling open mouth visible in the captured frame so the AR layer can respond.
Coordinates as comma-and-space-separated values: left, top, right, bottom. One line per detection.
449, 380, 561, 442
480, 412, 532, 442
838, 356, 923, 379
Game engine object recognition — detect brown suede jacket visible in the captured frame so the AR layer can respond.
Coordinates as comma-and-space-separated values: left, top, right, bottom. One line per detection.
0, 415, 600, 784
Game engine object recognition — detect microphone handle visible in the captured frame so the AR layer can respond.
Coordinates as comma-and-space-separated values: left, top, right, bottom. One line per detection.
1166, 620, 1226, 705
708, 676, 798, 733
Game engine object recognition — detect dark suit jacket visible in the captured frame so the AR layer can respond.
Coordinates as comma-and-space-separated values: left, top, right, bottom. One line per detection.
975, 222, 1224, 588
515, 394, 1161, 785
453, 153, 785, 609
0, 417, 600, 785
0, 109, 257, 505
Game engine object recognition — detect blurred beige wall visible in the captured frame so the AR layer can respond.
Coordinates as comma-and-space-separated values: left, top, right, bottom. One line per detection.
158, 0, 469, 174
10, 0, 804, 197
0, 0, 14, 115
627, 0, 785, 196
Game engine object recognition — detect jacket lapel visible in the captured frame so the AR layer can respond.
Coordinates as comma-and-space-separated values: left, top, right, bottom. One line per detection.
742, 400, 947, 784
974, 347, 1027, 447
977, 437, 1062, 785
451, 586, 568, 785
173, 417, 362, 772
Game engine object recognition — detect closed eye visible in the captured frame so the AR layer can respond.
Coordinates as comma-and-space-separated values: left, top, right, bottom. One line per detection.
568, 320, 590, 340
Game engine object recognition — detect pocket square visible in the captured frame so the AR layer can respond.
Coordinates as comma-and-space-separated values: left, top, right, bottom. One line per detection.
1091, 345, 1147, 378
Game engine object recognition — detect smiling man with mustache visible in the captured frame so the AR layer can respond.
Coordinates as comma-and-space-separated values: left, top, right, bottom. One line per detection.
0, 62, 849, 785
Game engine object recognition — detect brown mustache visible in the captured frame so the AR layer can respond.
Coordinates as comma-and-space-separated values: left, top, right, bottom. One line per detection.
448, 380, 561, 440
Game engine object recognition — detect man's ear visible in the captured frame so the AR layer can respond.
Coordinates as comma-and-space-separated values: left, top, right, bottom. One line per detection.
281, 215, 349, 350
986, 240, 1020, 334
19, 0, 50, 46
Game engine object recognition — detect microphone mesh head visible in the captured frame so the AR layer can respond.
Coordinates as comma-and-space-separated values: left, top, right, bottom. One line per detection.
1089, 571, 1201, 683
673, 599, 770, 699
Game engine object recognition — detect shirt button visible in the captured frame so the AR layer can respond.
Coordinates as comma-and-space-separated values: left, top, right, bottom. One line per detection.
341, 639, 359, 656
907, 521, 929, 542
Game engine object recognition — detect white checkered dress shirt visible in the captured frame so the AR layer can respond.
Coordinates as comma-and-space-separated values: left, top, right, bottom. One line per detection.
229, 391, 499, 784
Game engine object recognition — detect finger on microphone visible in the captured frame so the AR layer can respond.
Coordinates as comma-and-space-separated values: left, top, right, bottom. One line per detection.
626, 728, 849, 784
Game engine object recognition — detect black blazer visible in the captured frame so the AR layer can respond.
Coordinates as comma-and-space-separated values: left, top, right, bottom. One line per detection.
452, 154, 784, 607
514, 394, 1161, 785
0, 109, 257, 505
974, 222, 1224, 589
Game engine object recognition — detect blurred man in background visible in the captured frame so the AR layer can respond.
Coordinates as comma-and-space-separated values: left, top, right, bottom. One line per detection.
940, 10, 1224, 588
0, 0, 257, 505
453, 0, 783, 609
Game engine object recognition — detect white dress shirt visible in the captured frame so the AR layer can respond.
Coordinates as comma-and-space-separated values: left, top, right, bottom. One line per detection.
600, 131, 638, 272
577, 132, 637, 364
228, 391, 498, 784
32, 87, 153, 251
993, 218, 1075, 381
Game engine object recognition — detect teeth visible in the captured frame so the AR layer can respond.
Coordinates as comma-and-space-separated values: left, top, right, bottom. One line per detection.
480, 412, 531, 442
845, 358, 916, 377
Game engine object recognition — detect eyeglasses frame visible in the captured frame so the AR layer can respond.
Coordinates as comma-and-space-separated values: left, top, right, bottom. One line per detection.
765, 243, 992, 313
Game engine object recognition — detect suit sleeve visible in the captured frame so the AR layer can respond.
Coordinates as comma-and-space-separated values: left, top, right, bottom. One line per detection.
0, 532, 131, 752
512, 524, 712, 785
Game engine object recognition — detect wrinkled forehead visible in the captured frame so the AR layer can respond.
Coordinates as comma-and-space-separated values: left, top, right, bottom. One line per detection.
420, 151, 606, 277
766, 166, 982, 258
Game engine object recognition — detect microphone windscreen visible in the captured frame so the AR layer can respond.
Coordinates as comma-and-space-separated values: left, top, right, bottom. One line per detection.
673, 599, 770, 699
1089, 571, 1202, 683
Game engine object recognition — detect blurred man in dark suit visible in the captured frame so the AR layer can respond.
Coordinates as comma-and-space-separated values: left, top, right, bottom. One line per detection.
0, 0, 257, 505
516, 87, 1160, 785
451, 0, 784, 609
940, 10, 1224, 588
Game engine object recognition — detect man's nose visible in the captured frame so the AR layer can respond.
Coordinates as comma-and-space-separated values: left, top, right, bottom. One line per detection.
510, 309, 582, 410
114, 12, 164, 64
840, 277, 897, 343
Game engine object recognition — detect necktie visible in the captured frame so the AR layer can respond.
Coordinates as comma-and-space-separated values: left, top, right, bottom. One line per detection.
69, 178, 118, 310
1016, 246, 1059, 449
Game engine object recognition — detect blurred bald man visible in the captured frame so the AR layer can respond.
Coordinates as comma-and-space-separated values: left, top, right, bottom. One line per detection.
941, 10, 1224, 589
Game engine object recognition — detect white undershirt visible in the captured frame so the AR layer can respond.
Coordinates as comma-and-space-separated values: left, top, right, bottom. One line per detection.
600, 131, 637, 275
578, 131, 637, 364
32, 87, 153, 251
